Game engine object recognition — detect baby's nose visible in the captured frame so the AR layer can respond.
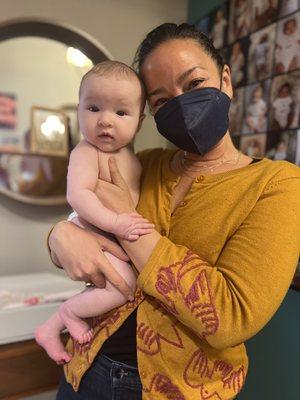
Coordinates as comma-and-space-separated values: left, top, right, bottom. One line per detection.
98, 115, 113, 127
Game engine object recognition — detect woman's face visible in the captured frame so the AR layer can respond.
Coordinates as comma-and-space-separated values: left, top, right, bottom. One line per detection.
140, 39, 233, 115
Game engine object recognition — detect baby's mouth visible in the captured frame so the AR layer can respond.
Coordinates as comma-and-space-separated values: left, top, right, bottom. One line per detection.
98, 132, 114, 139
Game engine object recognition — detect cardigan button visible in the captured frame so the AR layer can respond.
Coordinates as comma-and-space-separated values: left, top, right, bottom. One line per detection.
161, 229, 167, 236
196, 175, 205, 182
180, 201, 187, 206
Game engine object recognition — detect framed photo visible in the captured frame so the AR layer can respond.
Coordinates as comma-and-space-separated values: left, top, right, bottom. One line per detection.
274, 11, 300, 74
228, 0, 251, 44
240, 133, 267, 157
247, 24, 276, 83
30, 106, 69, 157
209, 3, 229, 49
265, 129, 299, 162
242, 79, 271, 135
251, 0, 279, 32
269, 71, 300, 132
0, 92, 17, 129
228, 37, 249, 87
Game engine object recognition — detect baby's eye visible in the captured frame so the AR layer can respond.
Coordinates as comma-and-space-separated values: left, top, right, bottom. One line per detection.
88, 106, 99, 112
188, 79, 204, 90
116, 110, 126, 116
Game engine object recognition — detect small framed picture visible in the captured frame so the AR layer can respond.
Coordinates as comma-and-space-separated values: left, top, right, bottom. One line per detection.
239, 133, 267, 157
265, 129, 298, 162
209, 3, 229, 49
242, 80, 271, 135
228, 37, 249, 88
251, 0, 279, 32
0, 92, 17, 130
228, 0, 251, 44
269, 71, 300, 132
30, 106, 69, 157
247, 24, 276, 84
274, 11, 300, 74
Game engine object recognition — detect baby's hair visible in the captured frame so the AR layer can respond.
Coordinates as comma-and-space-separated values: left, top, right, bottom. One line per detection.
79, 60, 146, 110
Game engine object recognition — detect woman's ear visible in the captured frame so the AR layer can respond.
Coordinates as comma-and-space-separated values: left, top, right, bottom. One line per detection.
221, 64, 233, 99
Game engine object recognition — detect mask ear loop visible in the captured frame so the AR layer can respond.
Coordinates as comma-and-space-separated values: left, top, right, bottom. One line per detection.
219, 66, 224, 91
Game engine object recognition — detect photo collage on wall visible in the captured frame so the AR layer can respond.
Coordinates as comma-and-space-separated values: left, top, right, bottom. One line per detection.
195, 0, 300, 291
195, 0, 300, 164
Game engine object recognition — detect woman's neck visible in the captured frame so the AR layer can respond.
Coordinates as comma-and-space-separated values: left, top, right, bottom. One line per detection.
170, 132, 253, 177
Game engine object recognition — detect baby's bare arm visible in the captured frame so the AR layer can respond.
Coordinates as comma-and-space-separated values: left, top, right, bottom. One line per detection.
67, 140, 120, 232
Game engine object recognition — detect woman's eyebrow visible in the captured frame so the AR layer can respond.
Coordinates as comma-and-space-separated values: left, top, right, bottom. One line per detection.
177, 66, 207, 85
148, 66, 207, 98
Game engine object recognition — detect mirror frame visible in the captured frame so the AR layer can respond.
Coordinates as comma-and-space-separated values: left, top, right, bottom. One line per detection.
0, 17, 111, 205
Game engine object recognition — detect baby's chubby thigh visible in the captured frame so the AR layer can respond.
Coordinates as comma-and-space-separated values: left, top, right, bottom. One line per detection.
102, 251, 137, 299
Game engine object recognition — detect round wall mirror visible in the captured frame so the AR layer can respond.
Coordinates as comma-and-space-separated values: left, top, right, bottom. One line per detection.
0, 18, 110, 205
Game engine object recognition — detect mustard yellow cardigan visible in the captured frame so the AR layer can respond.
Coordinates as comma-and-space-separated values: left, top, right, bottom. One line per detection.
58, 148, 299, 400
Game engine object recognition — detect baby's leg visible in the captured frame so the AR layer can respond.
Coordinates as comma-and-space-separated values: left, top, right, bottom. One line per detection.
35, 312, 72, 364
58, 251, 136, 344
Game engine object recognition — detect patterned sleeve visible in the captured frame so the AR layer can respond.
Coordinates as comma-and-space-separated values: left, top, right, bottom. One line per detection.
137, 175, 300, 349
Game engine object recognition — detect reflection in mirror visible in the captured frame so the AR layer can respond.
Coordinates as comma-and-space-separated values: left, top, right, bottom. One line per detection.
0, 36, 94, 204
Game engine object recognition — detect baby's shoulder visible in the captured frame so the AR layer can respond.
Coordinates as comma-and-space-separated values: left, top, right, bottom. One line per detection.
71, 139, 97, 156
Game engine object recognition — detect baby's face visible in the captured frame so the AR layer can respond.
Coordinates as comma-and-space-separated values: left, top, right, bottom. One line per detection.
284, 20, 297, 35
253, 88, 263, 102
279, 85, 290, 97
78, 74, 144, 152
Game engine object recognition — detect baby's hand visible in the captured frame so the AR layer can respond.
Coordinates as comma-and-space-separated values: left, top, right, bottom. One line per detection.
114, 213, 154, 241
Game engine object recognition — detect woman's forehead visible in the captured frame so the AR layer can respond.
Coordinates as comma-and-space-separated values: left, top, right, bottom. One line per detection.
141, 39, 218, 88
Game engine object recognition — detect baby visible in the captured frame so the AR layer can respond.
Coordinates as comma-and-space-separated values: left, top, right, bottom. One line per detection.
35, 61, 154, 364
243, 85, 267, 134
275, 17, 300, 73
271, 82, 295, 130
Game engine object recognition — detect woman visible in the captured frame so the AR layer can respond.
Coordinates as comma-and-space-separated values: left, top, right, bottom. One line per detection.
49, 23, 300, 400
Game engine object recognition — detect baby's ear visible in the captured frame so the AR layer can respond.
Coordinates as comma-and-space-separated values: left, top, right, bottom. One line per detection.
137, 113, 146, 132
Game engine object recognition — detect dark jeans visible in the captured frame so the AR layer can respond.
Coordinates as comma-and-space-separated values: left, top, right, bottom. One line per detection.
56, 353, 142, 399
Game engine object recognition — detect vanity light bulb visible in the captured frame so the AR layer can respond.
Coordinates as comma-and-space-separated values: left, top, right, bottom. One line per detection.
66, 47, 93, 67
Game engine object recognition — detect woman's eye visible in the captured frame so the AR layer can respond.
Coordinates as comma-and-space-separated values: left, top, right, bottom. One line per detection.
153, 98, 168, 108
116, 110, 126, 116
188, 79, 204, 90
88, 106, 99, 112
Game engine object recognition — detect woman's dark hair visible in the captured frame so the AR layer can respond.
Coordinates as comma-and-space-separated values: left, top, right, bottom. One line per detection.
133, 23, 225, 74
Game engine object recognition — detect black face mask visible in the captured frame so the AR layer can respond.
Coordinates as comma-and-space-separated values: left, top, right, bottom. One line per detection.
154, 87, 231, 155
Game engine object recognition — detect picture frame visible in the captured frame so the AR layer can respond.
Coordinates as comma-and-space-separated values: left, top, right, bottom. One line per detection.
30, 106, 69, 157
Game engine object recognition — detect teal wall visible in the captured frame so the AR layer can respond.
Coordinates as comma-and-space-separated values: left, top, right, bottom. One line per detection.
188, 0, 223, 23
188, 1, 300, 399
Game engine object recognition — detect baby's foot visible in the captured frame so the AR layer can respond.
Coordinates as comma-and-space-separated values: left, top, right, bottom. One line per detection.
58, 302, 93, 344
35, 317, 72, 364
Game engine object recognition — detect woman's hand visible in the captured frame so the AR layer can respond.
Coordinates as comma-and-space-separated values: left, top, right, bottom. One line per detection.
49, 220, 134, 300
95, 157, 136, 214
